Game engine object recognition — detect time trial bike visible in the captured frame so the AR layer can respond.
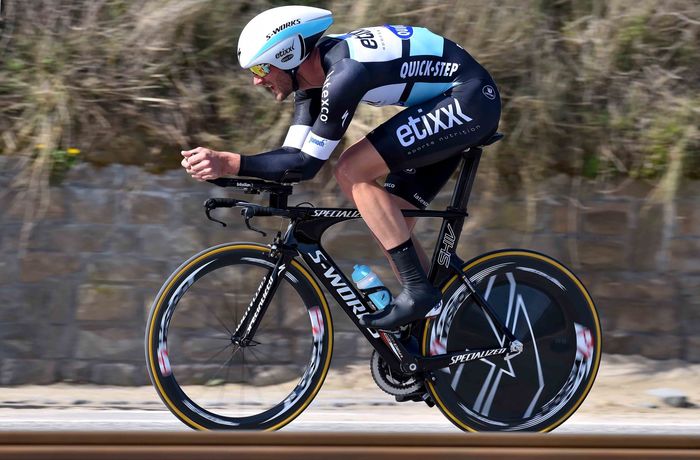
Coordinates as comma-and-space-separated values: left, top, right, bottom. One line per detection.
145, 132, 601, 432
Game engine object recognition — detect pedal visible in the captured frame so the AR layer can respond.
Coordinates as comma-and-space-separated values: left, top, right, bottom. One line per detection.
395, 394, 414, 403
395, 392, 424, 403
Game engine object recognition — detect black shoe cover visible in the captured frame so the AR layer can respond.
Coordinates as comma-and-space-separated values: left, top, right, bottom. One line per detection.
359, 287, 443, 330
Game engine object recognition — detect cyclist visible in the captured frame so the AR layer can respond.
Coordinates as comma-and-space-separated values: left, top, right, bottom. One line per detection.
181, 5, 501, 331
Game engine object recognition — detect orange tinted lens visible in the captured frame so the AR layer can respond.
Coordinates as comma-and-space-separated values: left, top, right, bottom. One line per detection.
250, 64, 270, 77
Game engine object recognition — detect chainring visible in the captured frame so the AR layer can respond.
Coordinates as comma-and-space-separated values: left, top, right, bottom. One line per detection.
370, 350, 424, 396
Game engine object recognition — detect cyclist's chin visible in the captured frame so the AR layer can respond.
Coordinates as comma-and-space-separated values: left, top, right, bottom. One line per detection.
274, 89, 292, 102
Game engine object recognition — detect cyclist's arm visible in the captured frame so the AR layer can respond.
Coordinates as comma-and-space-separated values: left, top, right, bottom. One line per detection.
238, 147, 324, 181
281, 88, 321, 150
238, 89, 322, 181
238, 60, 369, 182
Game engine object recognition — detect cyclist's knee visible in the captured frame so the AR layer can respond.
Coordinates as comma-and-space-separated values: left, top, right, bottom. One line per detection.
334, 149, 366, 186
334, 138, 388, 186
333, 155, 356, 189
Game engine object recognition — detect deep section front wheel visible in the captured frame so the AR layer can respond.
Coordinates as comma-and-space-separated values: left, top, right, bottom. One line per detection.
422, 249, 601, 432
145, 243, 333, 430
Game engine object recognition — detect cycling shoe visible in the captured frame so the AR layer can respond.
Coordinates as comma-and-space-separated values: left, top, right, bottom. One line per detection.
359, 287, 442, 330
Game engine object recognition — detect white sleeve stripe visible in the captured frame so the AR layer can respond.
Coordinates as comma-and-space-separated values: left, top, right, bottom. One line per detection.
301, 133, 340, 160
283, 125, 312, 150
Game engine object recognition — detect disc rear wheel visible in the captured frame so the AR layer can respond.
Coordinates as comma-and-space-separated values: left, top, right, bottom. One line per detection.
423, 249, 601, 432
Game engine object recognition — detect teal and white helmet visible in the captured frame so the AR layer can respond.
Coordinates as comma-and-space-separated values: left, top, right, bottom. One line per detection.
237, 6, 333, 73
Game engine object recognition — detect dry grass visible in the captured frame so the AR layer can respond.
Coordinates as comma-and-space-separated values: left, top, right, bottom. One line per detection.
1, 0, 699, 204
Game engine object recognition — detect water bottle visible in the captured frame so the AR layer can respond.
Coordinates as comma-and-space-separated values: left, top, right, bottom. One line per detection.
351, 264, 391, 310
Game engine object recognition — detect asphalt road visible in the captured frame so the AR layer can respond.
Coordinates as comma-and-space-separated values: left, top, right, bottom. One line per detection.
4, 354, 700, 434
3, 407, 700, 434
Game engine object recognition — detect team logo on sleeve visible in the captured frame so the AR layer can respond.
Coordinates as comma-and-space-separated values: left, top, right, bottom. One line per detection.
308, 136, 327, 148
385, 24, 413, 40
348, 29, 378, 49
303, 134, 339, 161
320, 70, 335, 123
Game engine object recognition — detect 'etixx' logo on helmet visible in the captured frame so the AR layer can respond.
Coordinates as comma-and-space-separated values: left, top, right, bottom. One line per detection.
275, 44, 295, 60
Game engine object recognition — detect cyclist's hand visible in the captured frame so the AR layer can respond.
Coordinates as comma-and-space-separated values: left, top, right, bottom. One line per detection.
181, 147, 239, 181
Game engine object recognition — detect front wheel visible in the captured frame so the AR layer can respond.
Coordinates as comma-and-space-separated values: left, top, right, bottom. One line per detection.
422, 249, 601, 432
145, 243, 333, 430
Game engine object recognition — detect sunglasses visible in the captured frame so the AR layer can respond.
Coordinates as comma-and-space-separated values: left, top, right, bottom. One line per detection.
250, 64, 271, 78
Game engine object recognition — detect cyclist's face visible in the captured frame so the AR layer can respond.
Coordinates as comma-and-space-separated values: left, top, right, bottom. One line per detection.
252, 66, 292, 102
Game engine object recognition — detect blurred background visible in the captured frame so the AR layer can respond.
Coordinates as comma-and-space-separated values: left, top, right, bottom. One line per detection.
0, 0, 699, 386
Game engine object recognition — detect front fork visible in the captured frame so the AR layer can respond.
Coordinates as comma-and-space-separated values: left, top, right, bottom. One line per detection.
232, 237, 288, 344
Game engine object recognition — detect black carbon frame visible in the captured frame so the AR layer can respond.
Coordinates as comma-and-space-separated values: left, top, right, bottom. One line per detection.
220, 146, 516, 374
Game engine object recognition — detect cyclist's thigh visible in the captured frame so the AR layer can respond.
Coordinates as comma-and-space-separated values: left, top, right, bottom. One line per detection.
366, 77, 501, 172
374, 78, 501, 209
335, 137, 391, 182
384, 155, 461, 209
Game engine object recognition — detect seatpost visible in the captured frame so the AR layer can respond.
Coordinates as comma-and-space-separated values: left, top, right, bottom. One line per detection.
427, 147, 483, 284
451, 147, 483, 212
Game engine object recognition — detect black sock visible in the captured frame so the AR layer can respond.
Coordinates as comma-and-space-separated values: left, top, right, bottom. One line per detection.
388, 239, 429, 286
387, 238, 413, 255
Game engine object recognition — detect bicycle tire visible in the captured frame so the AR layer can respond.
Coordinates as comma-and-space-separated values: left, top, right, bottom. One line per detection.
145, 243, 333, 430
422, 249, 601, 432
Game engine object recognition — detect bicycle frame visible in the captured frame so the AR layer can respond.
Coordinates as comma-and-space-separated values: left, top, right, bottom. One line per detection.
218, 145, 521, 375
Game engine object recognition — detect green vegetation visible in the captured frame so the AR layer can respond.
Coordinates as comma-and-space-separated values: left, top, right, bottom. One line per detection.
0, 0, 698, 187
48, 147, 81, 185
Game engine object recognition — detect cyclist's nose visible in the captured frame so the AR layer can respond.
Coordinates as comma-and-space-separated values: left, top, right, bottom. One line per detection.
253, 76, 264, 85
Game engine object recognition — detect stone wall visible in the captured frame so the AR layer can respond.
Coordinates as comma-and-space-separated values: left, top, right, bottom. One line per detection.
1, 157, 699, 384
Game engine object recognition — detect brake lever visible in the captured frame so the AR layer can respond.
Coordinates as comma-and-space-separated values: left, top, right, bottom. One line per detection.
204, 200, 227, 227
241, 208, 267, 237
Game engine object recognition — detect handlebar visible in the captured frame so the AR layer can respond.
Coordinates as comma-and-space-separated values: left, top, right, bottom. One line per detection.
207, 178, 294, 195
240, 204, 292, 219
204, 198, 292, 217
203, 197, 295, 236
207, 177, 295, 210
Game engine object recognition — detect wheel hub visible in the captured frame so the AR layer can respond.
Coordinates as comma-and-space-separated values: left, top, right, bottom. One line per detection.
230, 336, 260, 348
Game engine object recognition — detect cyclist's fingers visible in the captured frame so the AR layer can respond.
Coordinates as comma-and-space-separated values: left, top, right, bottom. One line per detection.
190, 159, 211, 172
181, 147, 204, 157
187, 150, 212, 167
181, 158, 192, 170
193, 167, 212, 176
193, 165, 216, 177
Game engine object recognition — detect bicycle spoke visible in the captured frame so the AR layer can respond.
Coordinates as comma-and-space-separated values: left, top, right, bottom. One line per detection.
240, 348, 247, 405
202, 342, 236, 365
205, 350, 238, 386
245, 346, 268, 367
218, 354, 235, 402
204, 303, 235, 337
241, 340, 275, 361
222, 292, 240, 336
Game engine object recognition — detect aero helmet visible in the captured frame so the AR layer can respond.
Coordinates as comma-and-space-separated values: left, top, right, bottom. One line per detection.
237, 6, 333, 76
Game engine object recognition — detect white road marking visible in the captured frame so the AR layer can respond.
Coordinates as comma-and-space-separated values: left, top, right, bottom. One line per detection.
2, 410, 700, 434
